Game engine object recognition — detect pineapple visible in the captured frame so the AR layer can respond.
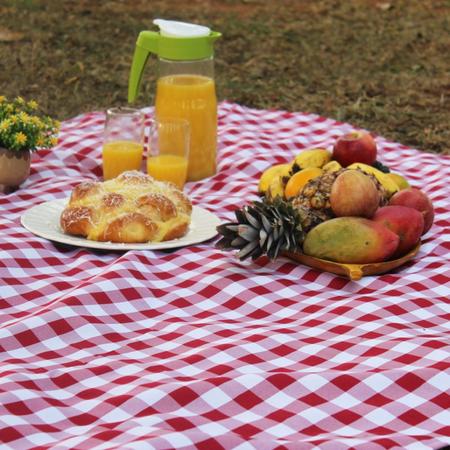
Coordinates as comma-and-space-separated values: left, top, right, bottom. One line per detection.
216, 197, 306, 261
292, 169, 343, 223
216, 195, 330, 261
293, 167, 388, 220
216, 168, 389, 261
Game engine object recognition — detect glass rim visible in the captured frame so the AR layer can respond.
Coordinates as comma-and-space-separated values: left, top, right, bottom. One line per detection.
106, 107, 144, 117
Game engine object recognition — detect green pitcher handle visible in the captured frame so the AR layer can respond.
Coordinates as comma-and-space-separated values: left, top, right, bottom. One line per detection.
128, 31, 159, 103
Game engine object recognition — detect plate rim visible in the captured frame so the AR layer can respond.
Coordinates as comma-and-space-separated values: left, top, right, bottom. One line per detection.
20, 198, 221, 251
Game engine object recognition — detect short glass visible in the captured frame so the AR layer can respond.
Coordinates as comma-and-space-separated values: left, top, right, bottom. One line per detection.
147, 118, 190, 189
102, 107, 145, 180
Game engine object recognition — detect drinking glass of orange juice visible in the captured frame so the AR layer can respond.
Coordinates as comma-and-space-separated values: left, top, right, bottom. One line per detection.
102, 107, 145, 180
147, 118, 190, 190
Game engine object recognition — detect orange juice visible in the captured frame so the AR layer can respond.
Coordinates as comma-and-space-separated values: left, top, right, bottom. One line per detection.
102, 140, 143, 180
147, 154, 188, 189
155, 74, 217, 181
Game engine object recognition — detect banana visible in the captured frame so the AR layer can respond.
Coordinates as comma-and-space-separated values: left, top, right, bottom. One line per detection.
322, 160, 342, 172
267, 175, 286, 199
291, 148, 332, 171
347, 162, 399, 197
258, 163, 291, 195
385, 172, 410, 190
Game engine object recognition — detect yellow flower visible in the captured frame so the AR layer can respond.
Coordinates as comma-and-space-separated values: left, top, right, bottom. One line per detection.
19, 112, 30, 123
10, 114, 18, 124
36, 136, 45, 146
15, 96, 25, 105
6, 104, 14, 113
31, 116, 43, 127
0, 96, 5, 103
50, 136, 58, 146
15, 132, 27, 146
28, 100, 38, 109
0, 119, 10, 132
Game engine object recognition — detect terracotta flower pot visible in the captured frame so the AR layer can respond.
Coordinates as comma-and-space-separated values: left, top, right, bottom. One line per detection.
0, 147, 31, 194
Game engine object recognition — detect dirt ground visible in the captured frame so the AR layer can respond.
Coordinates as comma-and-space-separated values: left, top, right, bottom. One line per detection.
0, 0, 449, 154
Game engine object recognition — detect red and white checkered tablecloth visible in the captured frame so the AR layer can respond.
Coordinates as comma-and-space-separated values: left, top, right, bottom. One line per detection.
0, 102, 449, 450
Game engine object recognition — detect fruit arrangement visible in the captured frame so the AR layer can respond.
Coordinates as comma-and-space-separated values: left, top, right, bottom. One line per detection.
216, 131, 434, 273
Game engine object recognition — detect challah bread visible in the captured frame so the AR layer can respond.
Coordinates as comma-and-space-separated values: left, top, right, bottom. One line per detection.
60, 171, 192, 243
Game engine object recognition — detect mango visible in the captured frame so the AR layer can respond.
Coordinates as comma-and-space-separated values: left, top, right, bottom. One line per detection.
258, 163, 291, 195
330, 169, 380, 218
373, 206, 423, 258
389, 187, 434, 234
302, 217, 399, 264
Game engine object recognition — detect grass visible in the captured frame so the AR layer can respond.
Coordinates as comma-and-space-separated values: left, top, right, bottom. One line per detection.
0, 0, 449, 154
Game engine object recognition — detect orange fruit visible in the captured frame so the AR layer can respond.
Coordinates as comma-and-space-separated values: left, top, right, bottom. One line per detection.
284, 167, 323, 199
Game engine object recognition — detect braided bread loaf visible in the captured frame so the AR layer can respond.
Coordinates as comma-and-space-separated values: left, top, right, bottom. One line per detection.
60, 171, 192, 243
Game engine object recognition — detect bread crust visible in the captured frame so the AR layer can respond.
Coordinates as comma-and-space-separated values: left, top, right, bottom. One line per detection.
60, 171, 192, 243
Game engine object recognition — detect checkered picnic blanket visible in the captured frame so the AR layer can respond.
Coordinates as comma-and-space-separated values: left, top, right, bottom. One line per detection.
1, 102, 449, 449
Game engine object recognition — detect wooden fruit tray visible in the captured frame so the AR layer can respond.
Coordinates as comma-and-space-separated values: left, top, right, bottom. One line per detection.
284, 242, 421, 281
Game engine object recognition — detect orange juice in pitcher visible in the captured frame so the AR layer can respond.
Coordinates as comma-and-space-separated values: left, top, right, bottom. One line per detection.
156, 74, 217, 181
128, 19, 221, 181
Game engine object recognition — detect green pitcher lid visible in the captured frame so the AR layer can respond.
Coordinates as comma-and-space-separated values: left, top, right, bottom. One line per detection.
128, 20, 221, 102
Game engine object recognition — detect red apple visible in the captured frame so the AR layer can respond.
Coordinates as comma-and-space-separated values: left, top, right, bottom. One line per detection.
389, 188, 434, 235
332, 131, 377, 167
373, 205, 423, 258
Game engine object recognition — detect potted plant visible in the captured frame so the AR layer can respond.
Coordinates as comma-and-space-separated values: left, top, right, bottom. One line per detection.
0, 96, 59, 193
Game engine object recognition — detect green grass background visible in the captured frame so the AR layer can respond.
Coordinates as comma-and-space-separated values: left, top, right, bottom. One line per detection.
0, 0, 448, 153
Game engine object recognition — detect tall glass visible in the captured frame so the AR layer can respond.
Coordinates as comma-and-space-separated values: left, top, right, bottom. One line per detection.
102, 107, 144, 180
147, 118, 190, 189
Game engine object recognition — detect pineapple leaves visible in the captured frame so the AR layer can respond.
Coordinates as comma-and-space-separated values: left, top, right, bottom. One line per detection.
215, 197, 305, 261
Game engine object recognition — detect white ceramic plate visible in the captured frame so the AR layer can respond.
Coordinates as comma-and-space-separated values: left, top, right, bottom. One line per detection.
21, 198, 221, 251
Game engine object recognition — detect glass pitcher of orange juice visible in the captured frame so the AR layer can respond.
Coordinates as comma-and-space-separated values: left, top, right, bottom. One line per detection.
128, 19, 221, 181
